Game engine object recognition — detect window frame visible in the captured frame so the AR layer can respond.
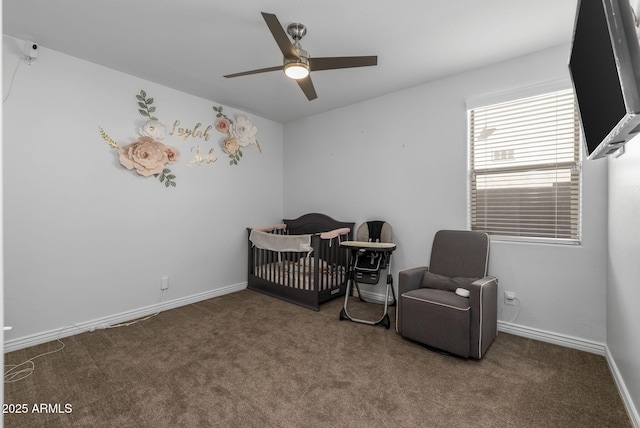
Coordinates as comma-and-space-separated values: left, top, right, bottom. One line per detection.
466, 81, 582, 245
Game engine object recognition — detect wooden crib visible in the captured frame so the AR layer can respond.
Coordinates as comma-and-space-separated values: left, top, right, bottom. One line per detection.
247, 213, 354, 311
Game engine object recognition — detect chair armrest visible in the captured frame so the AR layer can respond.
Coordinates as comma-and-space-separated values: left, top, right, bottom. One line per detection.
397, 266, 428, 334
469, 276, 498, 293
467, 276, 498, 359
398, 266, 428, 296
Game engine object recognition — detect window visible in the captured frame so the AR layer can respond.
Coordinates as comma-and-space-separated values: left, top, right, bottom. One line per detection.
468, 89, 581, 244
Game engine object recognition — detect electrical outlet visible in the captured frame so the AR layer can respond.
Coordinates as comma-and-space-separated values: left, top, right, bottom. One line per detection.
161, 276, 169, 290
504, 291, 516, 306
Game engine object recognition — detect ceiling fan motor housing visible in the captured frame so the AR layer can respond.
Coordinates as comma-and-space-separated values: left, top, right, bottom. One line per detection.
287, 46, 309, 63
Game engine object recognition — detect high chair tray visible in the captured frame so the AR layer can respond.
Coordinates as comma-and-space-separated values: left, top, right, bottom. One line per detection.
340, 241, 396, 251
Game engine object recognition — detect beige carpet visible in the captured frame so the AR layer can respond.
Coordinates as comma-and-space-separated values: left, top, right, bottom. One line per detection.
4, 289, 631, 427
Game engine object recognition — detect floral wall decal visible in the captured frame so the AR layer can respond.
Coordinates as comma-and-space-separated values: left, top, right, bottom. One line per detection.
119, 136, 177, 177
213, 106, 261, 165
99, 92, 263, 183
99, 90, 180, 187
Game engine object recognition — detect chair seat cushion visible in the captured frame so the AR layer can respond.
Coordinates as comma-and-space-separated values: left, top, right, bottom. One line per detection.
421, 271, 478, 292
400, 288, 471, 357
403, 288, 470, 310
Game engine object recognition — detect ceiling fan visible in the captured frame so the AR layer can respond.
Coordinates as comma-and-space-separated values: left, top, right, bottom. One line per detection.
223, 12, 378, 101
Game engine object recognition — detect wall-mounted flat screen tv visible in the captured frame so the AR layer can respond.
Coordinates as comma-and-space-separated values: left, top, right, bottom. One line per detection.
569, 0, 640, 159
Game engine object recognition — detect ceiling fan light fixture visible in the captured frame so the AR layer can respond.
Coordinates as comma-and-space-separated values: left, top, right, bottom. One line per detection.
284, 60, 310, 80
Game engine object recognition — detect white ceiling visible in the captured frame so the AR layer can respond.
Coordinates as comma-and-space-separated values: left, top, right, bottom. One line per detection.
3, 0, 578, 123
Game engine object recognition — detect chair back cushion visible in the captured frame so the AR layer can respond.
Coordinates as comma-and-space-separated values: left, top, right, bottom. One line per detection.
429, 230, 489, 279
421, 271, 478, 292
356, 221, 393, 243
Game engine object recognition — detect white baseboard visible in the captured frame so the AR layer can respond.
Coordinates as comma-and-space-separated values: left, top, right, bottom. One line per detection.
4, 282, 247, 353
497, 320, 606, 355
357, 288, 396, 304
498, 321, 639, 427
605, 346, 640, 428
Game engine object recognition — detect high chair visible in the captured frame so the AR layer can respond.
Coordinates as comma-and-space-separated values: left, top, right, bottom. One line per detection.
339, 221, 396, 329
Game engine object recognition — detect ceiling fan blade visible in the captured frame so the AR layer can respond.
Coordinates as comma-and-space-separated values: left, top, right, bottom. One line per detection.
261, 12, 299, 60
309, 56, 378, 71
296, 76, 317, 101
224, 65, 283, 78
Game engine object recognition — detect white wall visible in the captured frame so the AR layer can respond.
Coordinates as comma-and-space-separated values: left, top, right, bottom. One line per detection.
2, 36, 284, 346
607, 139, 640, 420
283, 44, 609, 344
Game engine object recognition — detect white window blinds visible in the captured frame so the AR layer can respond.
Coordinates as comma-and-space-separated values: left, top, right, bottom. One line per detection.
469, 89, 581, 243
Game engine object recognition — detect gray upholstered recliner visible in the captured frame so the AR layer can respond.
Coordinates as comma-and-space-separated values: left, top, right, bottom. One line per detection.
396, 230, 498, 359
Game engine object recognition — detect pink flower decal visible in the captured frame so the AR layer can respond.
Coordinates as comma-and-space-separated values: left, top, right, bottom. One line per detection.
216, 118, 231, 134
164, 145, 180, 164
118, 136, 169, 177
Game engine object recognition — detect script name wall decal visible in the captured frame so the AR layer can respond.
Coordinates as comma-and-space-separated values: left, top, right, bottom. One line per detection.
169, 120, 213, 142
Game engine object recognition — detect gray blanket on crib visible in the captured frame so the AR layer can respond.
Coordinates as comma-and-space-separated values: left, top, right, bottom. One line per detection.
249, 230, 313, 253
